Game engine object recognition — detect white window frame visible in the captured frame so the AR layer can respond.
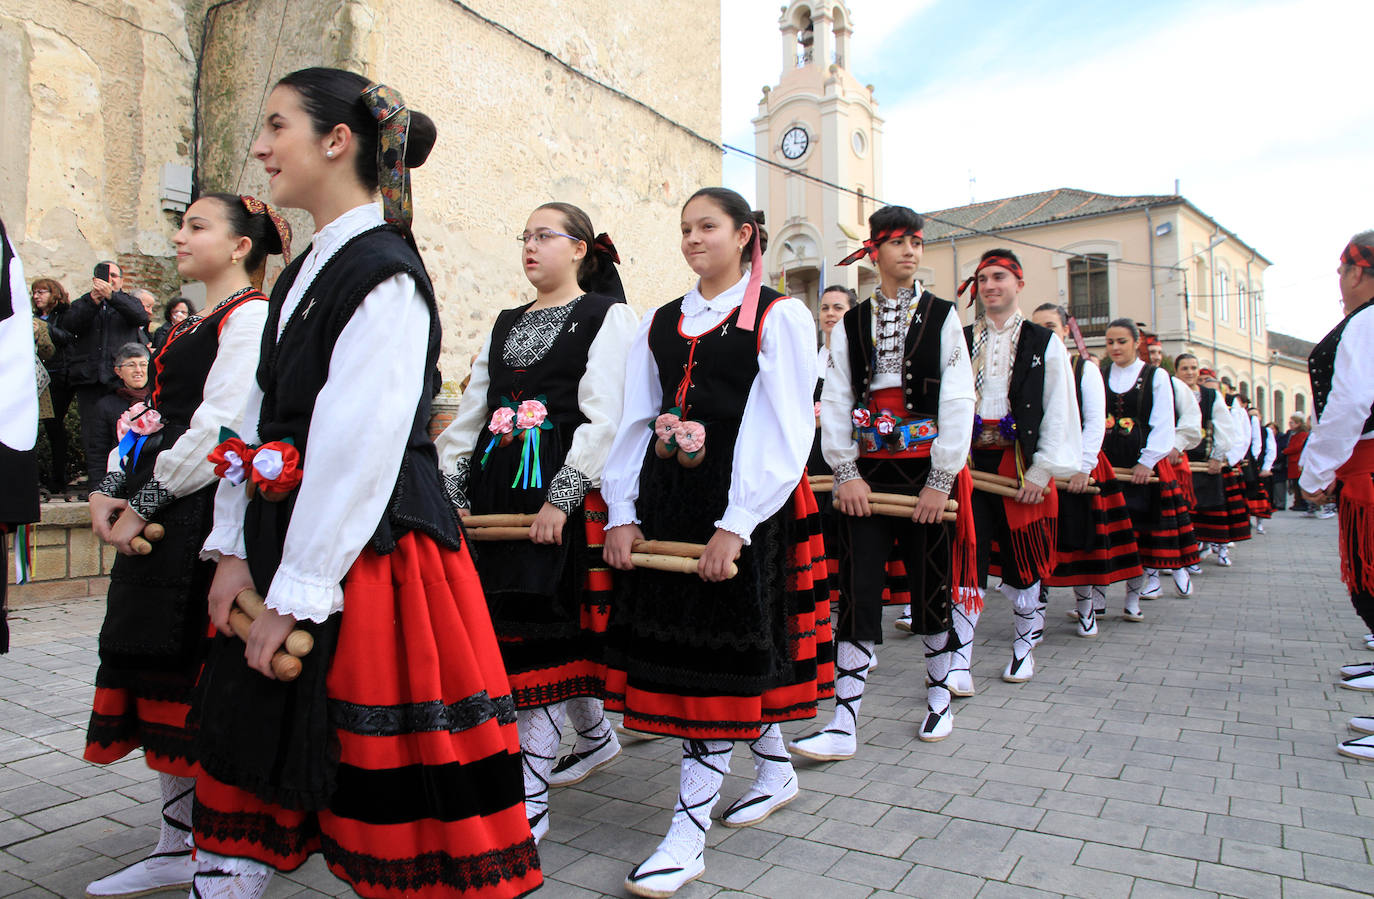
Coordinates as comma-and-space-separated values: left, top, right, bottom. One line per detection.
1216, 268, 1229, 322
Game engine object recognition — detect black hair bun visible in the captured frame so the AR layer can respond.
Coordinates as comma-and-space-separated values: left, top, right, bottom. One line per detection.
751, 209, 769, 253
405, 111, 437, 168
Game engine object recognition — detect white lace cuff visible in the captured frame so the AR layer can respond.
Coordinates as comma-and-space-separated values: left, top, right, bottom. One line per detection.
832, 460, 861, 485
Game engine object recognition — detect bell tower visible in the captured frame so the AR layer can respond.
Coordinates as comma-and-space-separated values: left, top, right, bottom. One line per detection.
753, 1, 883, 307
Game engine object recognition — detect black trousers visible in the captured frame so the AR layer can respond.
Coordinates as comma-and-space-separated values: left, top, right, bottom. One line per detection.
835, 457, 952, 642
970, 448, 1038, 590
75, 384, 110, 486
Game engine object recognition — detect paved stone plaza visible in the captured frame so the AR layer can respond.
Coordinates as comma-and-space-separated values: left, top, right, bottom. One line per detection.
0, 512, 1371, 898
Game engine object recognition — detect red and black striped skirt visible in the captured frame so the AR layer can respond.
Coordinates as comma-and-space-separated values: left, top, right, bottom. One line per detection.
481, 492, 612, 710
1222, 468, 1254, 542
1119, 461, 1200, 569
1046, 453, 1144, 587
85, 667, 198, 777
192, 533, 542, 899
604, 480, 834, 740
1248, 475, 1273, 519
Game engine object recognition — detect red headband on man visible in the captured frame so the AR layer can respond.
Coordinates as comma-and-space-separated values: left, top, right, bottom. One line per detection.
956, 254, 1023, 306
1341, 242, 1374, 270
1198, 367, 1218, 381
837, 228, 923, 266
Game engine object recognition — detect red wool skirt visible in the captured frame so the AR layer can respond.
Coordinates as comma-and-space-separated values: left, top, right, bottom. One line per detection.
85, 668, 198, 777
1223, 468, 1254, 542
1045, 453, 1144, 587
193, 533, 542, 899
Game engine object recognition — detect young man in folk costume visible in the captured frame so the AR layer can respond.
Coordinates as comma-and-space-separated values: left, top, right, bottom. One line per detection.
1031, 304, 1143, 638
959, 249, 1080, 685
1300, 232, 1374, 758
1176, 358, 1246, 568
790, 205, 974, 759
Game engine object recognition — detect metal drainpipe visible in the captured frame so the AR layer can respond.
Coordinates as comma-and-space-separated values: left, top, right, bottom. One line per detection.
1146, 206, 1157, 336
1208, 229, 1220, 369
949, 235, 959, 317
1246, 251, 1256, 415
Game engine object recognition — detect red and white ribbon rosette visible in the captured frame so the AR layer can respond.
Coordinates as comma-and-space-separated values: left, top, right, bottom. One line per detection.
875, 411, 898, 436
852, 408, 872, 429
247, 441, 303, 501
208, 437, 255, 486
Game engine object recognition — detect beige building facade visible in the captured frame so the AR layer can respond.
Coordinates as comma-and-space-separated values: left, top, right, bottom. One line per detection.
919, 190, 1296, 422
5, 0, 721, 376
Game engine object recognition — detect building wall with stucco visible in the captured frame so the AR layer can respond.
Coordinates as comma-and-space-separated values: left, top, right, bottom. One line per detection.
197, 0, 721, 380
6, 0, 720, 380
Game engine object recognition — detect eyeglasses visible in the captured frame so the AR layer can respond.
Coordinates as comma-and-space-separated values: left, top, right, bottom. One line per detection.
118, 361, 149, 370
516, 229, 578, 246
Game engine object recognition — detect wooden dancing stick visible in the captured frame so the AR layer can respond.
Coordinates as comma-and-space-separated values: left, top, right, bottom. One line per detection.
969, 469, 1020, 488
465, 526, 535, 541
866, 492, 960, 512
235, 588, 314, 658
1111, 466, 1160, 484
1188, 460, 1222, 473
971, 480, 1023, 499
631, 539, 707, 558
130, 522, 166, 556
630, 552, 738, 579
227, 608, 302, 682
869, 503, 958, 522
462, 513, 538, 528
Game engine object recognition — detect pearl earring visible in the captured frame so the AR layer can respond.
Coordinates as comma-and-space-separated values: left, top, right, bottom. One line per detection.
326, 150, 334, 158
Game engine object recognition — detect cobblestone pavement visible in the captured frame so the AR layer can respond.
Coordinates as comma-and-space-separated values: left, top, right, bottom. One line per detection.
1, 512, 1371, 898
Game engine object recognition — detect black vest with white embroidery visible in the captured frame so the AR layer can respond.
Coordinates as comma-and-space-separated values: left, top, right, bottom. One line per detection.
1186, 385, 1218, 463
843, 291, 952, 421
1310, 297, 1374, 431
963, 319, 1054, 463
245, 225, 459, 588
1100, 363, 1158, 467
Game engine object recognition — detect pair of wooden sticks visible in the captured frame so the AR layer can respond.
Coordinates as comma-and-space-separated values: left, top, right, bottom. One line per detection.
808, 477, 959, 521
227, 588, 315, 682
461, 514, 739, 579
810, 471, 1097, 502
129, 522, 165, 555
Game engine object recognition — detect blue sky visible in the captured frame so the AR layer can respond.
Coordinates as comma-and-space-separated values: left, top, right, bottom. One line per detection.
721, 0, 1372, 341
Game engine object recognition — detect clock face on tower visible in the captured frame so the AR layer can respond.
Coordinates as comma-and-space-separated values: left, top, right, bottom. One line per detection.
781, 126, 809, 160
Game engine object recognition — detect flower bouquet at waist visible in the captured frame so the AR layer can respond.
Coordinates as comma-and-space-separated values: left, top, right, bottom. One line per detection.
481, 395, 555, 489
115, 402, 164, 473
649, 406, 707, 468
972, 413, 1017, 443
207, 427, 303, 502
1103, 414, 1135, 434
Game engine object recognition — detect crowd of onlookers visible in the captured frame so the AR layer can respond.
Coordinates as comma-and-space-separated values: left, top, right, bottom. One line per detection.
29, 261, 195, 498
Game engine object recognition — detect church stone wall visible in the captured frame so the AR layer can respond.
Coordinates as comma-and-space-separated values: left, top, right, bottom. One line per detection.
200, 0, 722, 381
0, 0, 197, 303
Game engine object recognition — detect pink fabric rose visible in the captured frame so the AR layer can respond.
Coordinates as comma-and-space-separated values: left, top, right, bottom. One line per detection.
116, 403, 163, 440
654, 412, 682, 443
488, 406, 515, 435
515, 399, 548, 430
675, 420, 706, 454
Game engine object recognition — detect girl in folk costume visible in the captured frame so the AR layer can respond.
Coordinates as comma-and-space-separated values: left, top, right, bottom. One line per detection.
0, 218, 38, 654
435, 202, 637, 844
601, 188, 831, 897
792, 204, 975, 757
1221, 385, 1257, 545
1030, 305, 1143, 638
959, 250, 1080, 686
1301, 233, 1374, 758
82, 195, 286, 899
1142, 341, 1203, 593
1099, 319, 1199, 622
1177, 357, 1246, 567
190, 69, 540, 898
1245, 403, 1278, 531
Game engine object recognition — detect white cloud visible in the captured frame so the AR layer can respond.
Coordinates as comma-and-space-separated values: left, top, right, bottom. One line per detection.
722, 0, 1372, 340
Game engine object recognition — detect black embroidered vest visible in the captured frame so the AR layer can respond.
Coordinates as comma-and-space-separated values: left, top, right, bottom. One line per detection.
1310, 298, 1374, 431
963, 319, 1054, 463
124, 292, 266, 496
245, 225, 459, 591
648, 287, 788, 424
1101, 363, 1157, 467
1187, 385, 1217, 463
484, 293, 619, 433
843, 290, 953, 420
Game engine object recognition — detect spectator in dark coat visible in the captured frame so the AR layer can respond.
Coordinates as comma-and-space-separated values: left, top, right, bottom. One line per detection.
63, 261, 150, 486
1270, 421, 1290, 512
150, 297, 195, 355
89, 343, 151, 484
30, 278, 75, 491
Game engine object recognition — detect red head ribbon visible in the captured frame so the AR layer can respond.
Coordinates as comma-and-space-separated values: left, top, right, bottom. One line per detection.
1137, 334, 1161, 363
1341, 242, 1374, 270
240, 195, 293, 265
1198, 367, 1218, 381
957, 254, 1024, 306
1066, 316, 1089, 360
837, 228, 923, 266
